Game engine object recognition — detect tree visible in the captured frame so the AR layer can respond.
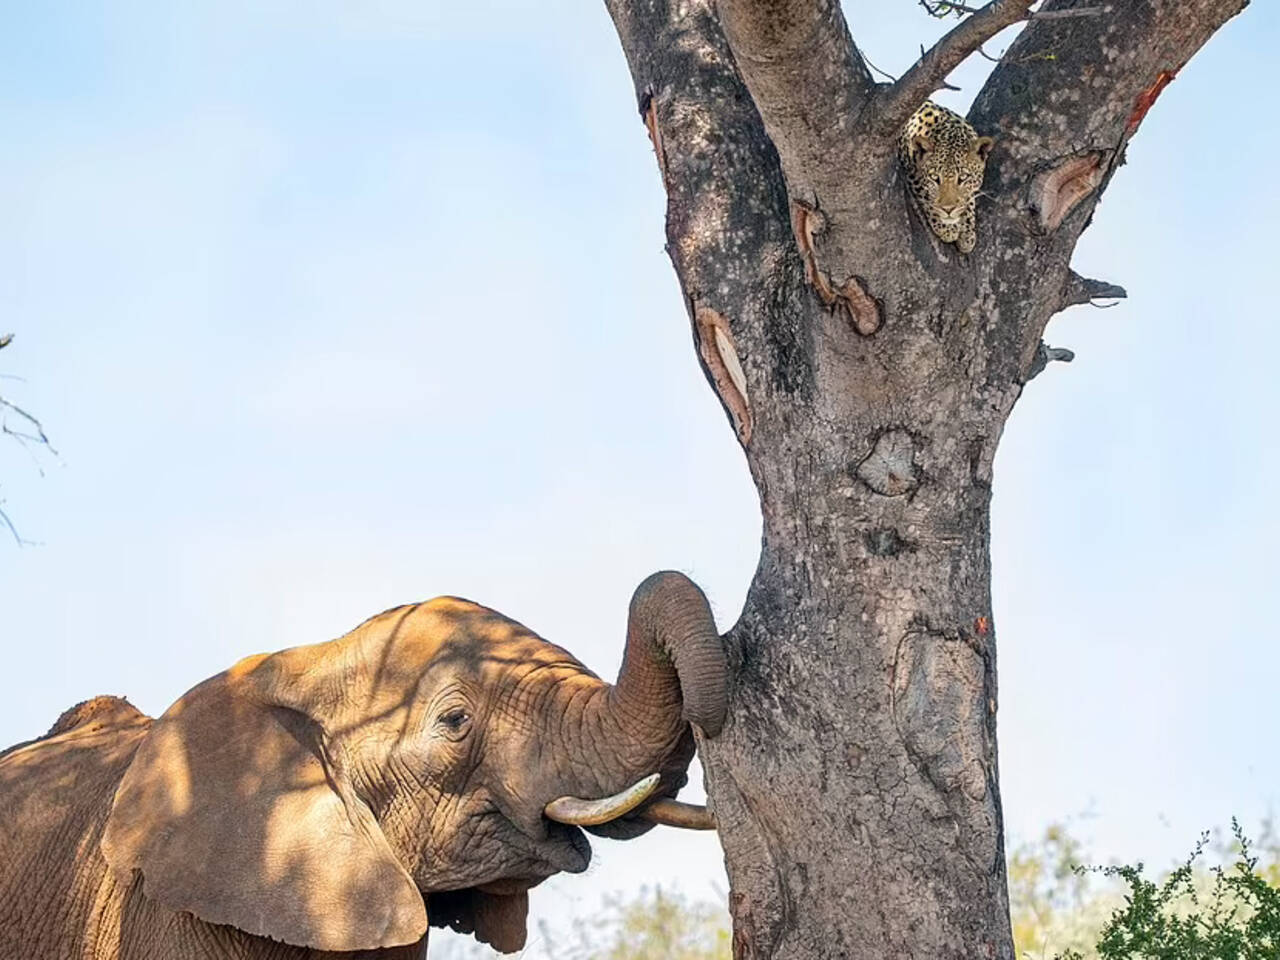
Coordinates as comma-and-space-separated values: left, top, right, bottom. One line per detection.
599, 1, 1249, 957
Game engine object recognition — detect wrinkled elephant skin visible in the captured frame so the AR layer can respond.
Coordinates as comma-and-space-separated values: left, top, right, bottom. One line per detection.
0, 572, 726, 959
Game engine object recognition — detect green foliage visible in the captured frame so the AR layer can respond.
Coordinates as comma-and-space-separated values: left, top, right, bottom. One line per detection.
1013, 819, 1280, 960
1061, 820, 1279, 960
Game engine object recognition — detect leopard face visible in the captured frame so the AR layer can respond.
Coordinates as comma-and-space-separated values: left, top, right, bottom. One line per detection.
898, 101, 994, 254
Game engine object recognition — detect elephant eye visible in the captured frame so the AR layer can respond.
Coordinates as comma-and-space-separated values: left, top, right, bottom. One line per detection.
436, 707, 472, 740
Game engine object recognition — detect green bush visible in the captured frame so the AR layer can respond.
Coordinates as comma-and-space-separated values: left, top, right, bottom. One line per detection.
1058, 820, 1279, 960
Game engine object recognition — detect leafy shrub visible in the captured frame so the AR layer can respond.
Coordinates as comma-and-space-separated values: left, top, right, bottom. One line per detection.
1058, 820, 1279, 960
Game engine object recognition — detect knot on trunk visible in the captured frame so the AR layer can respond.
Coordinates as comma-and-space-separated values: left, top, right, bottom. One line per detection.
854, 429, 920, 497
892, 629, 998, 868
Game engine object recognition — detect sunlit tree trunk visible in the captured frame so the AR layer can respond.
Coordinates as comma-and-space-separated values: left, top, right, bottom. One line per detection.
603, 1, 1247, 956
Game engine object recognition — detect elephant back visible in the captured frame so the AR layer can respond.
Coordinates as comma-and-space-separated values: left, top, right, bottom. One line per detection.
0, 699, 152, 959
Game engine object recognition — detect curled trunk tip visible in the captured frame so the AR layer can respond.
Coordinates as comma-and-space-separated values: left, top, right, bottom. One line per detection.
627, 571, 728, 737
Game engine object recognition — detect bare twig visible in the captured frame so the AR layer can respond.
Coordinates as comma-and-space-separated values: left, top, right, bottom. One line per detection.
0, 334, 56, 546
879, 0, 1037, 133
978, 40, 1061, 66
862, 51, 899, 84
920, 0, 986, 16
880, 0, 1106, 133
0, 503, 30, 546
922, 1, 1103, 20
0, 397, 53, 449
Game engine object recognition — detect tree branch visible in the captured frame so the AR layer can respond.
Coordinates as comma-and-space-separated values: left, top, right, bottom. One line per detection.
1061, 271, 1127, 309
603, 0, 810, 445
968, 0, 1248, 370
714, 0, 874, 197
1025, 340, 1075, 381
974, 0, 1250, 193
877, 0, 1035, 135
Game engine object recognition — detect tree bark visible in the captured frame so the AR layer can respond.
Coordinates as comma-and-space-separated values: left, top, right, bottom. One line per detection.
602, 0, 1249, 956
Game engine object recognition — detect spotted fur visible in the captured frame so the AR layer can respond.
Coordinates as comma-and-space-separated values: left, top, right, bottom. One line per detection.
898, 101, 994, 254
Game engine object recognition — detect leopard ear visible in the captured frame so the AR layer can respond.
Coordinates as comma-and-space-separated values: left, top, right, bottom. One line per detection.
975, 136, 995, 160
910, 133, 933, 164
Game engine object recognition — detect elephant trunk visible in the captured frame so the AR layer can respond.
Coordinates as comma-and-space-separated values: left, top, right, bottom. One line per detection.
607, 570, 727, 742
544, 571, 726, 832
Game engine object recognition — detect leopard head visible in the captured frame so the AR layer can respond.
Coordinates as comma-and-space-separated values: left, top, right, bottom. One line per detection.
907, 120, 994, 223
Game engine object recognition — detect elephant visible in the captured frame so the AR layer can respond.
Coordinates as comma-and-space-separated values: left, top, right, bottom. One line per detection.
0, 571, 726, 959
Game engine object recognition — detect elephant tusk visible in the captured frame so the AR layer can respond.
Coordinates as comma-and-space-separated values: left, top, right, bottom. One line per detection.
640, 799, 716, 831
544, 773, 661, 827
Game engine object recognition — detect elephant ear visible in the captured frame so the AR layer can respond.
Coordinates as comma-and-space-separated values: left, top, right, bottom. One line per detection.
101, 652, 428, 952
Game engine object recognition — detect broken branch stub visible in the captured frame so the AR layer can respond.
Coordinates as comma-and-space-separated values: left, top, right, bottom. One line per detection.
839, 276, 882, 337
1026, 341, 1076, 381
642, 92, 670, 190
1029, 153, 1106, 233
1061, 270, 1127, 309
695, 306, 753, 445
790, 201, 882, 336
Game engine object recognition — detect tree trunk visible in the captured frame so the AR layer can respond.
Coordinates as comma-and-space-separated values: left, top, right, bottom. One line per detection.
602, 0, 1249, 957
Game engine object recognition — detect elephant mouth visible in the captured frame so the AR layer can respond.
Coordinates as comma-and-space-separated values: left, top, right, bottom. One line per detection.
491, 775, 717, 889
497, 815, 592, 878
539, 820, 592, 874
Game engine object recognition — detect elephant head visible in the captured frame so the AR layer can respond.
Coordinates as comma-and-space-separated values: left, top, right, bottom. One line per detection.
100, 571, 726, 954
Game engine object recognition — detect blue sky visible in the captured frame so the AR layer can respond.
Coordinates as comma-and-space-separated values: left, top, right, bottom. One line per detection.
1, 1, 1275, 955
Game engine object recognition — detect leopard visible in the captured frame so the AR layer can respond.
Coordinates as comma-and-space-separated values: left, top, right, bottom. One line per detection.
898, 101, 995, 254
